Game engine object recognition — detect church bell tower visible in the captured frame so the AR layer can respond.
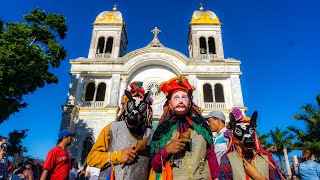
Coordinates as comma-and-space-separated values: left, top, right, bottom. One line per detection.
88, 4, 128, 59
188, 4, 224, 59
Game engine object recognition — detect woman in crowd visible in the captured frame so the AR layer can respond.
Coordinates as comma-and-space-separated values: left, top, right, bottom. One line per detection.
297, 149, 320, 180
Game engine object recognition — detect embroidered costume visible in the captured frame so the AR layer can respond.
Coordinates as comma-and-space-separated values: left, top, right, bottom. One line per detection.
87, 82, 153, 180
149, 76, 219, 180
219, 108, 283, 180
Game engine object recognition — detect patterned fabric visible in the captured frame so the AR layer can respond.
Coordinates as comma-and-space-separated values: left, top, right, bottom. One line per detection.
0, 154, 9, 180
150, 116, 220, 179
160, 76, 194, 98
97, 121, 153, 180
219, 153, 281, 180
151, 116, 213, 157
213, 127, 230, 165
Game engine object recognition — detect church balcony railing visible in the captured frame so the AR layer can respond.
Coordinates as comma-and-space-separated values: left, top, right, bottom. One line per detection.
204, 102, 226, 109
95, 53, 111, 59
200, 54, 217, 59
83, 101, 104, 108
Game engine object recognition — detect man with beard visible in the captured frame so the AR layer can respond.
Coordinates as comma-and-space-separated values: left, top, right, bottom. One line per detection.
150, 76, 219, 180
219, 108, 283, 180
86, 81, 153, 180
40, 130, 75, 180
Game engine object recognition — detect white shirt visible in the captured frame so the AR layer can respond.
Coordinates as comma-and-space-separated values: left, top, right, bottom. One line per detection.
86, 166, 100, 177
213, 127, 230, 165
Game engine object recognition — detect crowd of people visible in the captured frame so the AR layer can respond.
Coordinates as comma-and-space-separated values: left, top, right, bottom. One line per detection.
0, 136, 44, 180
1, 76, 320, 180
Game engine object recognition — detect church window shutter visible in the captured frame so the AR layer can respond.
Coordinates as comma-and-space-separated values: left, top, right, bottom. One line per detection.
85, 82, 95, 101
214, 83, 225, 102
203, 83, 213, 102
96, 37, 105, 53
105, 37, 114, 53
199, 37, 207, 54
96, 83, 106, 101
208, 37, 216, 54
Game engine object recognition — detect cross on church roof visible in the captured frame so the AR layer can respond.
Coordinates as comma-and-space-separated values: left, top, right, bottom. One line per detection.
148, 27, 163, 47
200, 3, 204, 11
151, 27, 161, 37
113, 3, 118, 11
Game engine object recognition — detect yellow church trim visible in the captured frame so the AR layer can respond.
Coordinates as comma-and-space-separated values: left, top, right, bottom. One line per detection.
190, 14, 221, 25
94, 14, 123, 24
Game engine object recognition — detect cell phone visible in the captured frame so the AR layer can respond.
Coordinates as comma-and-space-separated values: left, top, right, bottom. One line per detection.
0, 143, 6, 149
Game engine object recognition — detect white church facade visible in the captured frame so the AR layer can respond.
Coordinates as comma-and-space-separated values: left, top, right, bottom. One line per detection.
60, 4, 246, 164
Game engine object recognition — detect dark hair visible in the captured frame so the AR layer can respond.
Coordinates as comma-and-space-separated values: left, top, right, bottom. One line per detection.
0, 135, 7, 141
301, 149, 314, 162
14, 165, 26, 175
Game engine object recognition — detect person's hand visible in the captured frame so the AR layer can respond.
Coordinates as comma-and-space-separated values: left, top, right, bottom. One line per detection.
243, 159, 265, 180
165, 133, 190, 155
121, 144, 137, 164
266, 146, 277, 152
18, 174, 26, 179
0, 148, 4, 160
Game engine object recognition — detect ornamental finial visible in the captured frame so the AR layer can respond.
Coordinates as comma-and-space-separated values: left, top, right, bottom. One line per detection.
148, 27, 163, 47
113, 3, 118, 11
200, 3, 204, 11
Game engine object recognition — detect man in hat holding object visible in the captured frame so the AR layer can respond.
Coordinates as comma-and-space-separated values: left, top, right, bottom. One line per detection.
40, 130, 75, 180
204, 111, 230, 165
87, 81, 153, 180
150, 76, 219, 180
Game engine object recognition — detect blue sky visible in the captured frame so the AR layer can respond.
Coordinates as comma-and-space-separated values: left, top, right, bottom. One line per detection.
0, 0, 319, 161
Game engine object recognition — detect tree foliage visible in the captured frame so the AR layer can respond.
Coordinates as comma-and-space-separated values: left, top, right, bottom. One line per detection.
288, 94, 320, 160
6, 129, 28, 157
258, 133, 272, 148
260, 127, 295, 172
0, 8, 67, 123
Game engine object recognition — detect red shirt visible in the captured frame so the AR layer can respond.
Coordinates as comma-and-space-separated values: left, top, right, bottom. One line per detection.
43, 146, 71, 180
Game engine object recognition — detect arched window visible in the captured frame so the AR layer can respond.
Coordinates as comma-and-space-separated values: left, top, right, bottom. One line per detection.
203, 84, 213, 102
85, 83, 95, 101
199, 37, 207, 54
96, 37, 105, 53
81, 136, 94, 165
208, 37, 216, 54
214, 84, 225, 102
96, 83, 106, 101
105, 37, 113, 53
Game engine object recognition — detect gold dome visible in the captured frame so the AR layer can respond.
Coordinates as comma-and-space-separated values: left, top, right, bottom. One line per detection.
94, 10, 123, 25
190, 5, 221, 25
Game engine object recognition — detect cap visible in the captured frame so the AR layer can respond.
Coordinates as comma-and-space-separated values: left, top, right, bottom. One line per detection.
203, 111, 225, 121
58, 130, 76, 140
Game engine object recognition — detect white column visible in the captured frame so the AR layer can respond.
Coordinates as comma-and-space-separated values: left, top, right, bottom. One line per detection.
283, 147, 292, 179
66, 74, 79, 106
206, 36, 209, 56
118, 75, 129, 107
188, 75, 198, 105
109, 74, 121, 106
88, 30, 98, 58
292, 155, 299, 174
191, 31, 198, 58
216, 29, 224, 59
230, 75, 244, 107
